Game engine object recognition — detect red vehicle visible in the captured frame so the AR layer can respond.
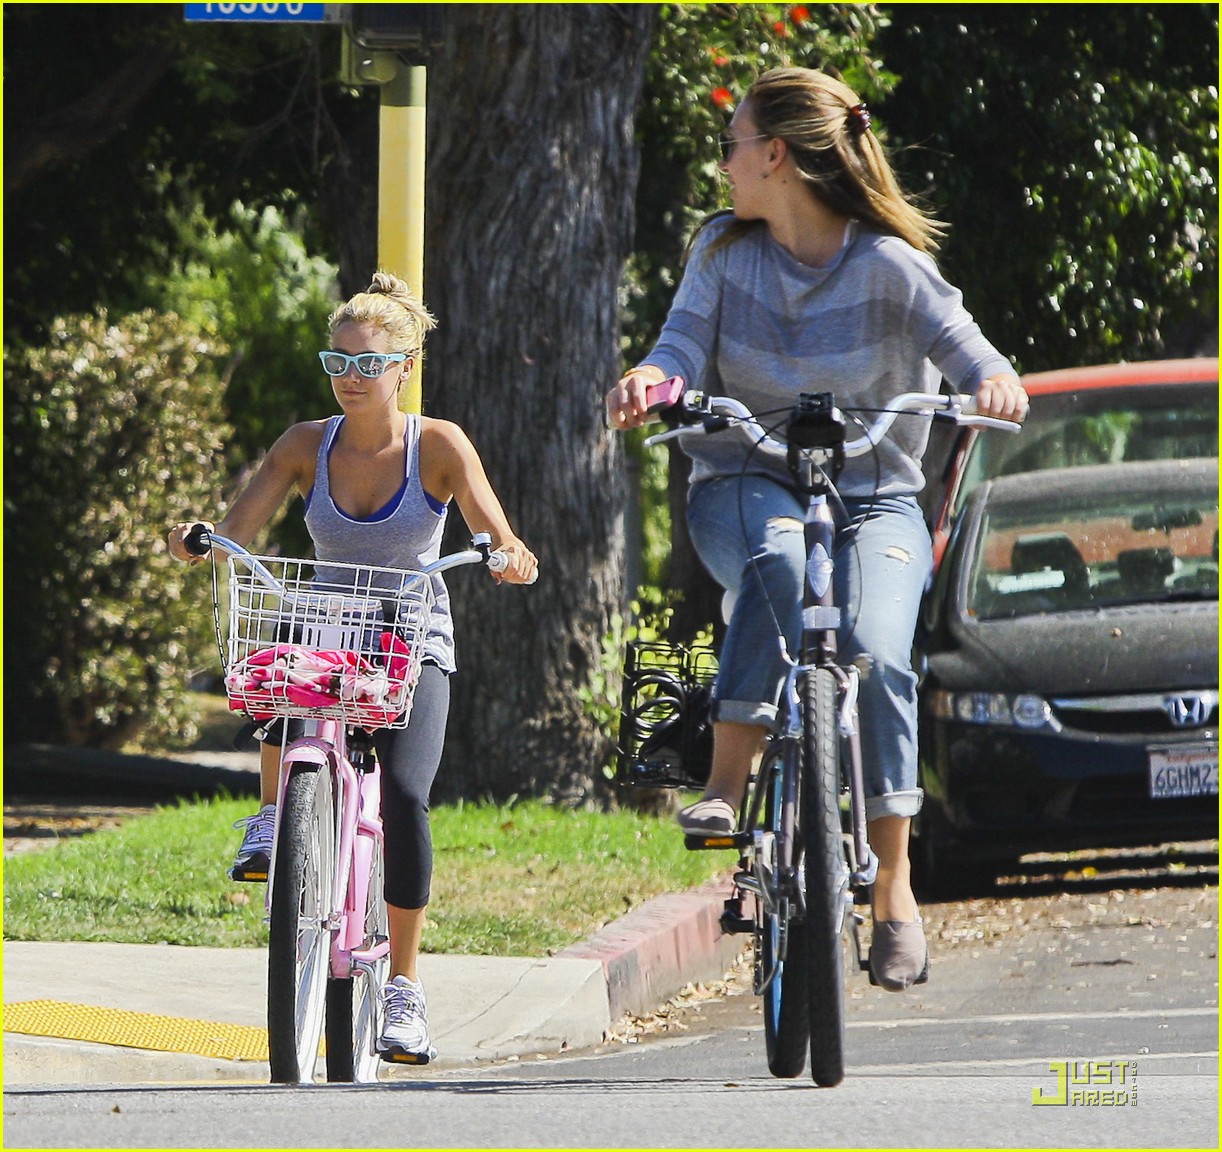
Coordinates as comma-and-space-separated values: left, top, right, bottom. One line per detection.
929, 358, 1219, 567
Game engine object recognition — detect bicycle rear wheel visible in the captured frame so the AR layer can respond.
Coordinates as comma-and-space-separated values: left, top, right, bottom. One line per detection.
267, 763, 336, 1084
801, 667, 848, 1087
761, 743, 809, 1079
325, 832, 388, 1083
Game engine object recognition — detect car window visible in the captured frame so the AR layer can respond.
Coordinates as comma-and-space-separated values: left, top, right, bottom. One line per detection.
967, 487, 1219, 620
952, 382, 1218, 519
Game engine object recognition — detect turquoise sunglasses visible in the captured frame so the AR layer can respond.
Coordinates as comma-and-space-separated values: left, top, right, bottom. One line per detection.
318, 350, 408, 379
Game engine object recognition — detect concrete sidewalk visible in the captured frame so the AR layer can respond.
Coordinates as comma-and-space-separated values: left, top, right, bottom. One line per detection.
3, 877, 739, 1085
2, 745, 741, 1084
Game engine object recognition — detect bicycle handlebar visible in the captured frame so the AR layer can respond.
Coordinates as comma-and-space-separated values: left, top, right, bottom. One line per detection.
183, 525, 528, 586
641, 378, 1021, 454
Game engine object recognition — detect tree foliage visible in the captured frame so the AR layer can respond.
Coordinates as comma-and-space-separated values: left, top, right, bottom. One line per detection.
142, 194, 340, 465
4, 312, 232, 748
875, 4, 1218, 369
3, 5, 365, 342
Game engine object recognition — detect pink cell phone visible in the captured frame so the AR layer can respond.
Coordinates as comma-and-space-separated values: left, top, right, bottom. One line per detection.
644, 376, 685, 413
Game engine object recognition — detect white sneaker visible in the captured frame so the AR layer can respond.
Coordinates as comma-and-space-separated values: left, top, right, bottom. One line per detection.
379, 975, 437, 1064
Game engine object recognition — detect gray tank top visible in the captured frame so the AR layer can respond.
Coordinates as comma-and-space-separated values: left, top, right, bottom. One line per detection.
305, 414, 455, 672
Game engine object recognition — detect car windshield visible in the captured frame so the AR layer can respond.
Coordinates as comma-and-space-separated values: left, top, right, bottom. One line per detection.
953, 382, 1218, 517
967, 486, 1219, 620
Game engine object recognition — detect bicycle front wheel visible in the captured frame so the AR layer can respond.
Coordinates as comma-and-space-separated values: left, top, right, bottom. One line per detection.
325, 832, 388, 1083
267, 763, 336, 1084
761, 743, 809, 1079
801, 667, 848, 1087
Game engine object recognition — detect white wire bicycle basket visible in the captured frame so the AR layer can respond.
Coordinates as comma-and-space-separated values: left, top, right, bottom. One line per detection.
222, 554, 435, 730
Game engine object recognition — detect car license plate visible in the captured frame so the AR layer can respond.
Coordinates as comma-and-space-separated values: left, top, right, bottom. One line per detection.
1149, 744, 1219, 799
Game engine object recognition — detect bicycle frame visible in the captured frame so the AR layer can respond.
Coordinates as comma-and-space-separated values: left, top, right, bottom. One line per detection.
265, 720, 388, 983
787, 414, 878, 892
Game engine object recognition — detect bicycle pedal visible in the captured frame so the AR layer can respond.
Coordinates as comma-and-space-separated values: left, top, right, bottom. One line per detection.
683, 832, 747, 851
380, 1045, 436, 1066
228, 862, 269, 883
719, 910, 754, 935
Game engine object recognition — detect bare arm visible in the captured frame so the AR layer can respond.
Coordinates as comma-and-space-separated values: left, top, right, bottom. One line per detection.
421, 419, 538, 585
167, 423, 319, 562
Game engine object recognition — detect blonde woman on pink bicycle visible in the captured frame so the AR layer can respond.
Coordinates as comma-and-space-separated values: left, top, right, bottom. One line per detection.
170, 272, 536, 1065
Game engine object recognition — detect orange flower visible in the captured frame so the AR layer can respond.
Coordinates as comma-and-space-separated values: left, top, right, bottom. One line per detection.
790, 5, 810, 24
711, 86, 734, 109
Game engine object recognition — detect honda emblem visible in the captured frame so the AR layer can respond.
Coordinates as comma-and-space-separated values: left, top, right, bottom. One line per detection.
1164, 693, 1214, 729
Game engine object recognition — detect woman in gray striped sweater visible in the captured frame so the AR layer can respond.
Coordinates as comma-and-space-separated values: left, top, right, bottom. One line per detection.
607, 68, 1027, 991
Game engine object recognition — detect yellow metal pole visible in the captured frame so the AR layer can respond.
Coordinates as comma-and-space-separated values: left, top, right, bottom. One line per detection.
378, 61, 427, 414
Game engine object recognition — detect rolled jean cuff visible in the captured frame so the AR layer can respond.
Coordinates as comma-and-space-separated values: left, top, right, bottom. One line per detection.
713, 698, 779, 728
865, 789, 924, 822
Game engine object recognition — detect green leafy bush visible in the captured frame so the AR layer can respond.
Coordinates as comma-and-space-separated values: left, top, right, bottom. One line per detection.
4, 310, 232, 748
140, 194, 340, 463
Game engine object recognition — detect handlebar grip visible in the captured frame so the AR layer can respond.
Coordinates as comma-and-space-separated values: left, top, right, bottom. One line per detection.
183, 523, 213, 557
958, 396, 1022, 432
488, 551, 539, 584
643, 376, 685, 413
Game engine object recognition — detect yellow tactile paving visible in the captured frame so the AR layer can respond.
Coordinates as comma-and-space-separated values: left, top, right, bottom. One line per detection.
3, 1000, 270, 1062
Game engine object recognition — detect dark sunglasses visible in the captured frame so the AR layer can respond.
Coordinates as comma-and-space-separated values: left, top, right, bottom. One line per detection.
718, 131, 770, 161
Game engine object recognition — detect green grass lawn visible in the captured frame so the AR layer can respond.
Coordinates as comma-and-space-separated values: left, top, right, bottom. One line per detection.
2, 795, 727, 956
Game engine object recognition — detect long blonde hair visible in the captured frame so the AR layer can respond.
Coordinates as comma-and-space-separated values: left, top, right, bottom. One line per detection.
329, 271, 437, 359
703, 67, 944, 257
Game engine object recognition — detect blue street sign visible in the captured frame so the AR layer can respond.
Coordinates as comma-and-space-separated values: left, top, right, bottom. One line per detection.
185, 4, 334, 23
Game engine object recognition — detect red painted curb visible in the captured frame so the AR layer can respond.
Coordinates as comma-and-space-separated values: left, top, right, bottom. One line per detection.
556, 875, 743, 1021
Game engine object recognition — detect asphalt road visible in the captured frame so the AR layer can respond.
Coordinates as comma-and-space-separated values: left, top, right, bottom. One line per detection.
5, 851, 1216, 1150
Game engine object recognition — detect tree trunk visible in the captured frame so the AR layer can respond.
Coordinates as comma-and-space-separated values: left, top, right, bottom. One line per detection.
424, 4, 656, 804
665, 445, 725, 647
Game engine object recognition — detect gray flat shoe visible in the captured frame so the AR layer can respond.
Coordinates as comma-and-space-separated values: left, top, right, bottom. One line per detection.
868, 919, 930, 991
677, 798, 735, 836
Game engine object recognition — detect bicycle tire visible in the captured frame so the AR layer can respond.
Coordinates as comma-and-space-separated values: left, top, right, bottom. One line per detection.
762, 744, 810, 1079
267, 763, 335, 1084
325, 832, 388, 1083
801, 666, 848, 1087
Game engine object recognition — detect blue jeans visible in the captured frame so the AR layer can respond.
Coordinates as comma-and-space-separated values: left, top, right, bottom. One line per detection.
687, 476, 932, 821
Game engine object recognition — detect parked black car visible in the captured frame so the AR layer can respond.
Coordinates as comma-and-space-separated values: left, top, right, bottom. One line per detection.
915, 457, 1218, 891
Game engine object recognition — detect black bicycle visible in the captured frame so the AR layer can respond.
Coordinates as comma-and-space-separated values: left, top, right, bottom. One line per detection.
619, 381, 1018, 1086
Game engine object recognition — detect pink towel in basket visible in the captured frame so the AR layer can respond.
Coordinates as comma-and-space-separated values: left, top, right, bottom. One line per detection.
226, 633, 416, 725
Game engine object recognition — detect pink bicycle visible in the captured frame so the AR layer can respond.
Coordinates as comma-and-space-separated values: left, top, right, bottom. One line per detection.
185, 525, 512, 1083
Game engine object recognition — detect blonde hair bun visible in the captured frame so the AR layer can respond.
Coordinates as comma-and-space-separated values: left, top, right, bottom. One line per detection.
330, 270, 437, 357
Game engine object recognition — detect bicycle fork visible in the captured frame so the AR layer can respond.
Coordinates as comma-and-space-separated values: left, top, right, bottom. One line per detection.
265, 724, 389, 981
797, 463, 877, 973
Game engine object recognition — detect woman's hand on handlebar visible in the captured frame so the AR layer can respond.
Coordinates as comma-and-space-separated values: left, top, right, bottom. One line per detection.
492, 536, 539, 585
167, 520, 214, 564
973, 374, 1029, 424
606, 365, 668, 431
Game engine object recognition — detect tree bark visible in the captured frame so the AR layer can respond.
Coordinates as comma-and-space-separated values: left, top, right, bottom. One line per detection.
424, 4, 656, 803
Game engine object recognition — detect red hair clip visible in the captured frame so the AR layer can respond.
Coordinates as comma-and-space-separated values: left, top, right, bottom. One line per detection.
848, 102, 872, 135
